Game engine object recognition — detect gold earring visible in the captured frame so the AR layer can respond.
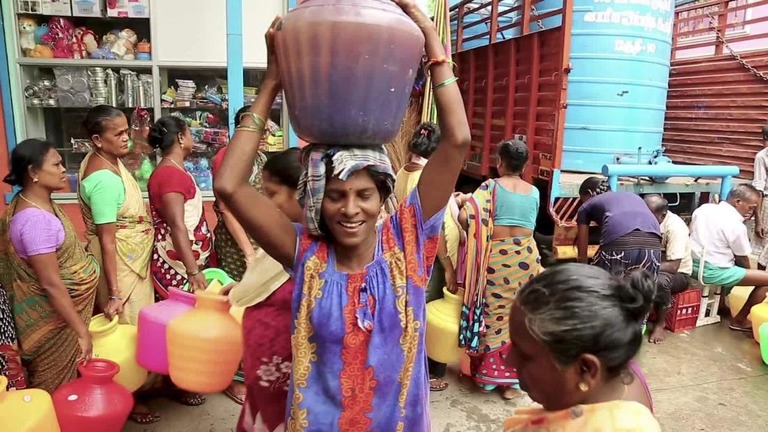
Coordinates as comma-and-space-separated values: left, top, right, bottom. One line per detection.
578, 382, 590, 392
32, 178, 39, 183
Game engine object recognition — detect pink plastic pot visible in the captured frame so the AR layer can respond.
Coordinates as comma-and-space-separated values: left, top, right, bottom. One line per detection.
136, 287, 196, 374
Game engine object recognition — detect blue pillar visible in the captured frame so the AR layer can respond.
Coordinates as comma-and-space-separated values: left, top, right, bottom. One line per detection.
285, 0, 299, 148
608, 175, 619, 193
0, 5, 19, 202
226, 0, 244, 137
720, 175, 733, 199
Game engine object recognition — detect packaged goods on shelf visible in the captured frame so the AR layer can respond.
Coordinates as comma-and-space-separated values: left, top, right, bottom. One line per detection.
107, 0, 150, 18
17, 0, 72, 16
72, 0, 104, 17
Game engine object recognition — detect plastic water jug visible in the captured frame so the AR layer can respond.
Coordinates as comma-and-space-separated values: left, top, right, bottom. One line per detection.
89, 314, 147, 392
136, 287, 196, 374
52, 359, 133, 432
727, 286, 767, 319
760, 323, 768, 365
275, 0, 425, 145
750, 302, 768, 342
426, 288, 464, 364
0, 376, 60, 432
167, 291, 244, 393
200, 268, 244, 324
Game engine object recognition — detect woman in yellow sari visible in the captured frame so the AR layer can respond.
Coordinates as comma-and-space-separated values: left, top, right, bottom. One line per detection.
0, 139, 99, 393
79, 106, 159, 424
504, 264, 659, 431
79, 105, 154, 326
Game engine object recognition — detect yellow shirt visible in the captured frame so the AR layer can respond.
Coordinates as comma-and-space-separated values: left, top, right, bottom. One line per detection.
394, 168, 460, 266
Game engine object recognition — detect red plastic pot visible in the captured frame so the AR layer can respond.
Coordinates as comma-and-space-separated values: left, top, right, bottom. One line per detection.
52, 359, 133, 432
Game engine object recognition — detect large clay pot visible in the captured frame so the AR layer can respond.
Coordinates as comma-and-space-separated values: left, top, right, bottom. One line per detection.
0, 376, 60, 432
52, 359, 133, 432
136, 287, 196, 374
89, 314, 147, 392
275, 0, 425, 145
167, 291, 244, 393
426, 288, 464, 364
751, 302, 768, 342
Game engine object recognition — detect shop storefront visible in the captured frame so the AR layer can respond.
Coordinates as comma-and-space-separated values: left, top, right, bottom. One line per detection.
1, 0, 290, 233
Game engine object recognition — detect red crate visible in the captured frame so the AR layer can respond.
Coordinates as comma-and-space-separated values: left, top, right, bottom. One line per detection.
666, 289, 702, 332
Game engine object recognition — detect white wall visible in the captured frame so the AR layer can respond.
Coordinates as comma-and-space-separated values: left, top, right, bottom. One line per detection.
153, 0, 284, 65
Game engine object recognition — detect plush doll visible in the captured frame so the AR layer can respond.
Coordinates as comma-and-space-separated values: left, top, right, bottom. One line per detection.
91, 31, 119, 60
18, 17, 37, 55
111, 29, 138, 60
28, 44, 54, 58
73, 27, 98, 59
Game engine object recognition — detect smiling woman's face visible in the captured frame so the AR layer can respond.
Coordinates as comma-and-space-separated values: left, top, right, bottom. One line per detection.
321, 170, 381, 249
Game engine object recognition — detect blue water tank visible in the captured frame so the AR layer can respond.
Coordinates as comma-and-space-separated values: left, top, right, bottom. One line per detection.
449, 0, 521, 50
452, 0, 674, 173
557, 0, 675, 172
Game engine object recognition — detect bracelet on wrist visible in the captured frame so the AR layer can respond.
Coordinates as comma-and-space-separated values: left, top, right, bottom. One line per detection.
187, 269, 201, 277
109, 295, 122, 301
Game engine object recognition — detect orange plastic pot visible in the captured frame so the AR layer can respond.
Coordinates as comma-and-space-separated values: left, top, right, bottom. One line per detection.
167, 291, 244, 393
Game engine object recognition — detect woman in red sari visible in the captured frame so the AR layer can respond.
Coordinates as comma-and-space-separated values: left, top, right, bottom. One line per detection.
146, 116, 213, 406
223, 148, 302, 432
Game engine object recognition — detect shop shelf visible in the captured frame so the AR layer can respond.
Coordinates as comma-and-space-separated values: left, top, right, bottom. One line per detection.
18, 58, 153, 68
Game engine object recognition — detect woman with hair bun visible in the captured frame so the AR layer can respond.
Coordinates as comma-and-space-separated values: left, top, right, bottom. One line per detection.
456, 138, 542, 400
504, 263, 658, 431
146, 116, 211, 406
147, 116, 213, 299
0, 139, 99, 392
576, 177, 661, 279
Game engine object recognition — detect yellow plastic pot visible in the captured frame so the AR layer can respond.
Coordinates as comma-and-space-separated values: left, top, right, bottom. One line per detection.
751, 302, 768, 343
205, 279, 244, 324
89, 314, 148, 392
0, 376, 60, 432
426, 287, 464, 364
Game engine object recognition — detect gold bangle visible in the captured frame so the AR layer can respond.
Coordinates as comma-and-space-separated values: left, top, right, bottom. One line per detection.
433, 77, 459, 91
235, 125, 264, 133
239, 112, 266, 130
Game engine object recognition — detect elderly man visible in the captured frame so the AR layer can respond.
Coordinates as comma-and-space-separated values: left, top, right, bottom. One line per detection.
644, 195, 692, 343
752, 123, 768, 267
690, 184, 768, 332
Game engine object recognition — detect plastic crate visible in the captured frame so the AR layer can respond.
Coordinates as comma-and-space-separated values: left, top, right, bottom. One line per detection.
666, 289, 702, 332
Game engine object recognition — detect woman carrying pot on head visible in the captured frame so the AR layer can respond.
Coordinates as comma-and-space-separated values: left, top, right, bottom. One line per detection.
221, 148, 303, 432
146, 116, 213, 407
456, 139, 542, 400
79, 105, 155, 327
0, 139, 99, 392
576, 177, 661, 278
215, 2, 471, 430
504, 264, 658, 431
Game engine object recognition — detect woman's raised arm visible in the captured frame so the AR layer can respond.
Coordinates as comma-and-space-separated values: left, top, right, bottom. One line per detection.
214, 18, 297, 268
395, 1, 470, 221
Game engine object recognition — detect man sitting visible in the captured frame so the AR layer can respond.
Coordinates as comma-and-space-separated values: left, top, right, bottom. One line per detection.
690, 184, 768, 332
644, 195, 692, 343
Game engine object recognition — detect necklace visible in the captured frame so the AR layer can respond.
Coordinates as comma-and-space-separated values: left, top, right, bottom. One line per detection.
94, 151, 120, 174
19, 193, 50, 211
163, 157, 195, 181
